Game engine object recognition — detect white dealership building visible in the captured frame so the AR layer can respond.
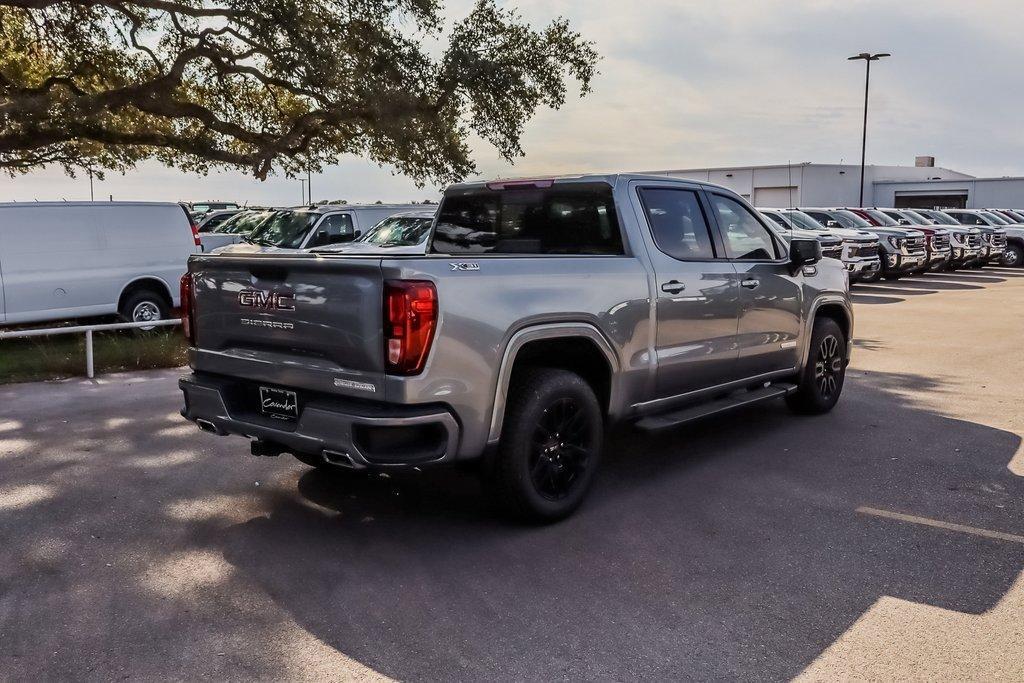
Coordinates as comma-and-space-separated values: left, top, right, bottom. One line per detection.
644, 157, 1024, 209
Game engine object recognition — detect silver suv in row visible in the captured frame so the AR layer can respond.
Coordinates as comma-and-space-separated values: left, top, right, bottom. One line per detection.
759, 208, 881, 282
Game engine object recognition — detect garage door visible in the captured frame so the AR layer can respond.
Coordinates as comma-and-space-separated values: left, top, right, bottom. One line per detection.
894, 193, 968, 209
753, 187, 797, 208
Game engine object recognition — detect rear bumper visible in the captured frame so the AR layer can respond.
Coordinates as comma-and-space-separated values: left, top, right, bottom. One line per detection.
179, 373, 460, 469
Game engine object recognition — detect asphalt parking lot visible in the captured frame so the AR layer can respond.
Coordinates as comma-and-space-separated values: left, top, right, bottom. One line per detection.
2, 267, 1023, 681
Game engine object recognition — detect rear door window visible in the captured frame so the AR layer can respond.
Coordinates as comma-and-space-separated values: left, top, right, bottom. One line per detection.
637, 188, 716, 260
431, 183, 623, 255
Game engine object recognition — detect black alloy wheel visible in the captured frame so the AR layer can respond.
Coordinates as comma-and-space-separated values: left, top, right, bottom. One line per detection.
814, 334, 843, 401
529, 397, 594, 501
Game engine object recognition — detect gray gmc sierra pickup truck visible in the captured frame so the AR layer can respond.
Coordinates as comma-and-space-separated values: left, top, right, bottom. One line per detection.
179, 174, 853, 521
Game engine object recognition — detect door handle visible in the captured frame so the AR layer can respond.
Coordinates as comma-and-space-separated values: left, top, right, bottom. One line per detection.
741, 278, 760, 289
661, 280, 686, 294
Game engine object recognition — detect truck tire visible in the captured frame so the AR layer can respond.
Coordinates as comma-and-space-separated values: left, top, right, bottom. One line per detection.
120, 288, 169, 325
485, 368, 604, 523
786, 317, 847, 415
1003, 244, 1023, 268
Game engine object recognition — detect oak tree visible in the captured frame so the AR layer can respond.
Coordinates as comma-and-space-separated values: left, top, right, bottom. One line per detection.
0, 0, 598, 182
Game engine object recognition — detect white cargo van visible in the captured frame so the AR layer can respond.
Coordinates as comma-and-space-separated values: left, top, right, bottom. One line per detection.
0, 202, 199, 326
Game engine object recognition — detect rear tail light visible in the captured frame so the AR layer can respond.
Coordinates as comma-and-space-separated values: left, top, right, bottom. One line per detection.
190, 221, 201, 248
384, 280, 438, 375
180, 273, 195, 344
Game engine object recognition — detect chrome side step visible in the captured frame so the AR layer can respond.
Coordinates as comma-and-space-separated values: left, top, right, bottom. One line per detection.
635, 383, 798, 432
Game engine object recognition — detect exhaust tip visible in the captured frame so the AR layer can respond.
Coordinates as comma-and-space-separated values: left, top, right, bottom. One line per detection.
323, 450, 361, 469
195, 419, 223, 435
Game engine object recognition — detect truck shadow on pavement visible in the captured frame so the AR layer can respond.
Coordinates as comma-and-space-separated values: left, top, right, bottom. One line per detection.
217, 370, 1024, 681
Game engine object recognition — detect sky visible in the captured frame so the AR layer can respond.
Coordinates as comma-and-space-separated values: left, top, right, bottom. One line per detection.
4, 0, 1022, 205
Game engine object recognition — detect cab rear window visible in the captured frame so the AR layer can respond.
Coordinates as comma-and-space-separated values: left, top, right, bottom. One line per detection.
431, 183, 624, 255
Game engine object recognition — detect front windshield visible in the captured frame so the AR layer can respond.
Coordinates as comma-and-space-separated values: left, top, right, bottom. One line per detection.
918, 209, 960, 225
902, 210, 933, 225
981, 211, 1009, 225
1001, 210, 1024, 223
832, 210, 872, 229
246, 210, 319, 247
358, 216, 434, 247
782, 210, 828, 231
761, 211, 793, 230
865, 209, 900, 226
215, 210, 273, 235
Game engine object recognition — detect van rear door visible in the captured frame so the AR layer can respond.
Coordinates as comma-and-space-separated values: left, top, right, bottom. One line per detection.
93, 203, 195, 309
0, 253, 6, 323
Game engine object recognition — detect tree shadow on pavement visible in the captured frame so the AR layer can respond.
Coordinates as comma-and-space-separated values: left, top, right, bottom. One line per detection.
217, 370, 1024, 681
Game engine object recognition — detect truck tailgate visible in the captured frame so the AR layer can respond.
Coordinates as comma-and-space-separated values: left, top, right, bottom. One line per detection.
189, 254, 386, 399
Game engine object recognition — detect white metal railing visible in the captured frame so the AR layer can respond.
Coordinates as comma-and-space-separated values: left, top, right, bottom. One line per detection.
0, 319, 181, 379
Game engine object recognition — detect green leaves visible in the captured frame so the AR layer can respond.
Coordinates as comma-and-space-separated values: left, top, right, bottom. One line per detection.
0, 0, 599, 184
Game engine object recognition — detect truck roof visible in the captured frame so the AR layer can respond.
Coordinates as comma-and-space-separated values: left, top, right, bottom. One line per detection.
445, 173, 738, 194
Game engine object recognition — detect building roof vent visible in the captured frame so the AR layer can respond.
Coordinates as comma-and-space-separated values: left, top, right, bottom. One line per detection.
915, 156, 936, 167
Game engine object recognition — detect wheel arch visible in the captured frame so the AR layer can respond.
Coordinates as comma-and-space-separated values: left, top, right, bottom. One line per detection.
117, 276, 174, 314
801, 296, 853, 370
486, 323, 621, 444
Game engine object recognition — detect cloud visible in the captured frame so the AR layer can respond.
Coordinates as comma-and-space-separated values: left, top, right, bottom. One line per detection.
4, 0, 1021, 203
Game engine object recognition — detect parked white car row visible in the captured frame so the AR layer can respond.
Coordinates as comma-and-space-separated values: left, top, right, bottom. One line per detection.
758, 206, 1020, 283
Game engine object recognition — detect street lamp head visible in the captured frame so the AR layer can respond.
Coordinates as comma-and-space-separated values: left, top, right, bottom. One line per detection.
848, 52, 891, 61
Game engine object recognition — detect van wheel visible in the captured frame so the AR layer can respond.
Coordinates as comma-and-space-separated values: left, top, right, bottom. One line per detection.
484, 368, 603, 523
787, 317, 847, 415
120, 289, 169, 325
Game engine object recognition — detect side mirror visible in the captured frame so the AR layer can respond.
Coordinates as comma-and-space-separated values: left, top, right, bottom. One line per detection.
898, 219, 912, 226
825, 220, 839, 228
789, 238, 822, 271
353, 230, 362, 239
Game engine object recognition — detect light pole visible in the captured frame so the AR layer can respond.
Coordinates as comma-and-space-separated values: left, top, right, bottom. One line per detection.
848, 52, 890, 206
299, 178, 307, 205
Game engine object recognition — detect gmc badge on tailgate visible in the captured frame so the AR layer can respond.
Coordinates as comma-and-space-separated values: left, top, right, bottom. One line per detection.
238, 289, 295, 311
